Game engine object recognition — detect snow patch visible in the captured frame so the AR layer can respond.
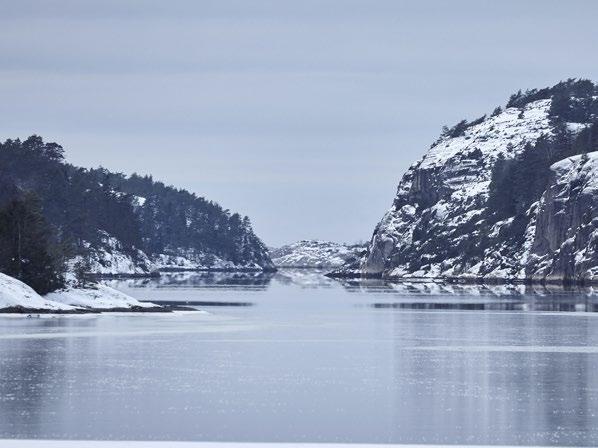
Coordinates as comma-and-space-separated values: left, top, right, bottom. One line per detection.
154, 250, 264, 271
46, 284, 158, 310
0, 273, 75, 311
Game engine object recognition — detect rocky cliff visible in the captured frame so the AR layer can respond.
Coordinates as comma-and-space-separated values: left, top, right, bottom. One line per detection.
527, 153, 598, 283
332, 79, 598, 284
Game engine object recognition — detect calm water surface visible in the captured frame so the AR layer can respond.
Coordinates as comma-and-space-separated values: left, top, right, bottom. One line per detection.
1, 270, 598, 445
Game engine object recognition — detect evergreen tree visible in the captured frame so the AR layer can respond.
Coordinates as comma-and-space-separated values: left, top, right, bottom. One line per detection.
487, 154, 517, 218
0, 135, 273, 272
549, 89, 571, 119
0, 193, 65, 294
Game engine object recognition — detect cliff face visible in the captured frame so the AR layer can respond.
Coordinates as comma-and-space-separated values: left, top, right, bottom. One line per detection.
363, 99, 553, 280
334, 80, 598, 283
527, 153, 598, 283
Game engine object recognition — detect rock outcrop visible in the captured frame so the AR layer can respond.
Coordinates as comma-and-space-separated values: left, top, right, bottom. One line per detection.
528, 153, 598, 283
332, 80, 598, 284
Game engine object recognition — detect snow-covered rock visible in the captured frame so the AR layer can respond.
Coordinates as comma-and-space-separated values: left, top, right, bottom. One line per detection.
332, 81, 598, 283
0, 270, 160, 313
72, 231, 273, 276
46, 283, 159, 310
153, 248, 268, 271
527, 152, 598, 282
0, 273, 76, 312
270, 240, 365, 268
351, 99, 554, 280
72, 231, 158, 276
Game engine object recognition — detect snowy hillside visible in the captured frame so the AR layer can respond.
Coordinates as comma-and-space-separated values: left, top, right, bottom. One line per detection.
154, 251, 267, 271
72, 231, 158, 276
46, 283, 159, 311
0, 273, 76, 312
0, 136, 274, 283
71, 234, 272, 276
0, 270, 159, 313
332, 79, 598, 284
270, 240, 365, 268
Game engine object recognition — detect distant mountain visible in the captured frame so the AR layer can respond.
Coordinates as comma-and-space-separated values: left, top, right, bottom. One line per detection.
0, 136, 274, 292
332, 79, 598, 284
271, 240, 365, 268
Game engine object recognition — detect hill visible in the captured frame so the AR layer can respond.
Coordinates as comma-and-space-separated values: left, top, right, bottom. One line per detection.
0, 136, 274, 293
332, 79, 598, 284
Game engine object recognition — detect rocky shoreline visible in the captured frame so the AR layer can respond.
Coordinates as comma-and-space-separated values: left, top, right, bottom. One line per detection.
326, 270, 598, 286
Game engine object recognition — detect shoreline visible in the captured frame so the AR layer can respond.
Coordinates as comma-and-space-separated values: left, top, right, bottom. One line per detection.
156, 267, 277, 273
325, 271, 598, 287
273, 265, 340, 269
0, 304, 197, 315
88, 267, 278, 278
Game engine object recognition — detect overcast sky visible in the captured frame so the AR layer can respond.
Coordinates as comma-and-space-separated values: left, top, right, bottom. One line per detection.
1, 0, 597, 246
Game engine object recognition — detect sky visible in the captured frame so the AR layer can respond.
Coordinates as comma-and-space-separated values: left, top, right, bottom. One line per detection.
1, 0, 597, 246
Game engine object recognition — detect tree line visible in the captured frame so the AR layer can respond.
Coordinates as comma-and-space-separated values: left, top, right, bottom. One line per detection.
0, 136, 271, 293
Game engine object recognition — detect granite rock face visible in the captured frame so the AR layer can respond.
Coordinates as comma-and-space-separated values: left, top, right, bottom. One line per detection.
527, 153, 598, 283
332, 82, 598, 284
356, 99, 553, 280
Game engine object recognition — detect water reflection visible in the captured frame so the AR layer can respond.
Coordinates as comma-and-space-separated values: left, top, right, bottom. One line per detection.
2, 270, 598, 444
108, 270, 598, 314
0, 319, 70, 438
369, 298, 598, 312
106, 269, 339, 292
108, 270, 276, 290
389, 311, 598, 446
334, 278, 598, 313
274, 269, 338, 289
338, 277, 598, 296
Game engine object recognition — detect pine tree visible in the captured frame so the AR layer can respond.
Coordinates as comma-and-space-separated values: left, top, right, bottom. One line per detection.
0, 135, 272, 271
549, 89, 571, 120
487, 154, 517, 218
0, 193, 65, 294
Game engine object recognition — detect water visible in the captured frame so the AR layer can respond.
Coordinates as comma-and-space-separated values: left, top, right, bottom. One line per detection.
2, 270, 598, 445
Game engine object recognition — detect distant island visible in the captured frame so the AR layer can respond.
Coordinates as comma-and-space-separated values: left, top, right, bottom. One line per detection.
270, 240, 365, 268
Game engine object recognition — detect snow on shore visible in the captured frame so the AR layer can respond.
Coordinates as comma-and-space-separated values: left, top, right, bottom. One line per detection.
0, 273, 75, 312
0, 272, 159, 313
45, 283, 159, 310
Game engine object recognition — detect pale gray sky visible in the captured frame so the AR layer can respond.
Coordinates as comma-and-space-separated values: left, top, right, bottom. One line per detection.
1, 0, 597, 246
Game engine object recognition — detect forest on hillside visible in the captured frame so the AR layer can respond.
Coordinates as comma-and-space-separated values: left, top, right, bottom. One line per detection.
0, 137, 272, 293
485, 79, 598, 242
417, 79, 598, 269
